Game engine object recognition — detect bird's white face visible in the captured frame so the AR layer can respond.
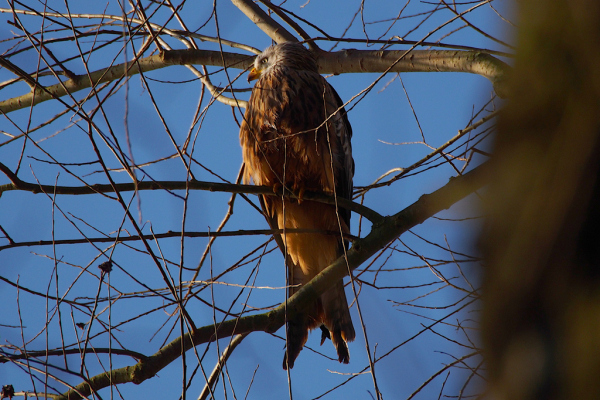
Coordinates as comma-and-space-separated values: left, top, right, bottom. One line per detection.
247, 47, 277, 82
247, 43, 316, 82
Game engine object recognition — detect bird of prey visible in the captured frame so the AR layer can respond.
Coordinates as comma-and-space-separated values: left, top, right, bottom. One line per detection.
239, 42, 355, 369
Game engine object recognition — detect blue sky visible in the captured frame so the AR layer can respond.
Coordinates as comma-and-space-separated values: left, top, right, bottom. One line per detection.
0, 1, 513, 398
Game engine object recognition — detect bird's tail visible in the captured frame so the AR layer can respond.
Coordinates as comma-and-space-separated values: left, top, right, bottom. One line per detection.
282, 279, 355, 369
321, 280, 355, 363
283, 296, 323, 369
283, 310, 309, 370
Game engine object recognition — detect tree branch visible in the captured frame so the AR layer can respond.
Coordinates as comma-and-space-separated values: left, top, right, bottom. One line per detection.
54, 162, 489, 400
0, 49, 509, 114
0, 162, 383, 224
317, 49, 510, 98
0, 50, 253, 114
1, 348, 147, 363
198, 333, 248, 400
230, 0, 298, 44
0, 228, 358, 252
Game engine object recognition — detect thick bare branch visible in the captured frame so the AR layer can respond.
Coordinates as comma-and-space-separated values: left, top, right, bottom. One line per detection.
0, 49, 509, 114
317, 49, 510, 97
54, 162, 489, 400
0, 50, 253, 114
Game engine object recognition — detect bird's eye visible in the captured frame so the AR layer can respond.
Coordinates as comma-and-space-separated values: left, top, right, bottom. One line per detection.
261, 58, 268, 64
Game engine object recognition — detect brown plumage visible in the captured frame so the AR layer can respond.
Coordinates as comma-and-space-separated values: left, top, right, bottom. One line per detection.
239, 42, 355, 369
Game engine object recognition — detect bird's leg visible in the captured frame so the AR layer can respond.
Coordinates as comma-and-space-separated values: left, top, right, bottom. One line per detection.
296, 184, 306, 204
272, 182, 282, 195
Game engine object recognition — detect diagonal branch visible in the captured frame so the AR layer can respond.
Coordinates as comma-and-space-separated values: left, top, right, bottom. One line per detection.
231, 0, 298, 44
53, 162, 489, 400
197, 333, 249, 400
0, 55, 38, 89
257, 0, 314, 47
0, 50, 253, 114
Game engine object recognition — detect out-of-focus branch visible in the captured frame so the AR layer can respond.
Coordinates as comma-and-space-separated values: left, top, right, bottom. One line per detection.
54, 162, 489, 400
481, 0, 600, 398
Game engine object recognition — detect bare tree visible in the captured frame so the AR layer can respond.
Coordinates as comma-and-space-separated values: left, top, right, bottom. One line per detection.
0, 1, 510, 399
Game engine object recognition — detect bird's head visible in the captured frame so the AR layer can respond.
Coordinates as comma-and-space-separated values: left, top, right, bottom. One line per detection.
247, 42, 318, 82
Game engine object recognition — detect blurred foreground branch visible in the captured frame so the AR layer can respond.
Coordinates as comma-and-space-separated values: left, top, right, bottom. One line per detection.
481, 0, 600, 398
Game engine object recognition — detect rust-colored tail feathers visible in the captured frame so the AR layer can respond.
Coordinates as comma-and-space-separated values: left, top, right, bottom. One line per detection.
283, 279, 355, 370
283, 310, 310, 370
321, 280, 356, 364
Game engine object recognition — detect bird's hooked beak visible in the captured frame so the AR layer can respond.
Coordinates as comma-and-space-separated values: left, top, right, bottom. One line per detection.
247, 67, 261, 82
